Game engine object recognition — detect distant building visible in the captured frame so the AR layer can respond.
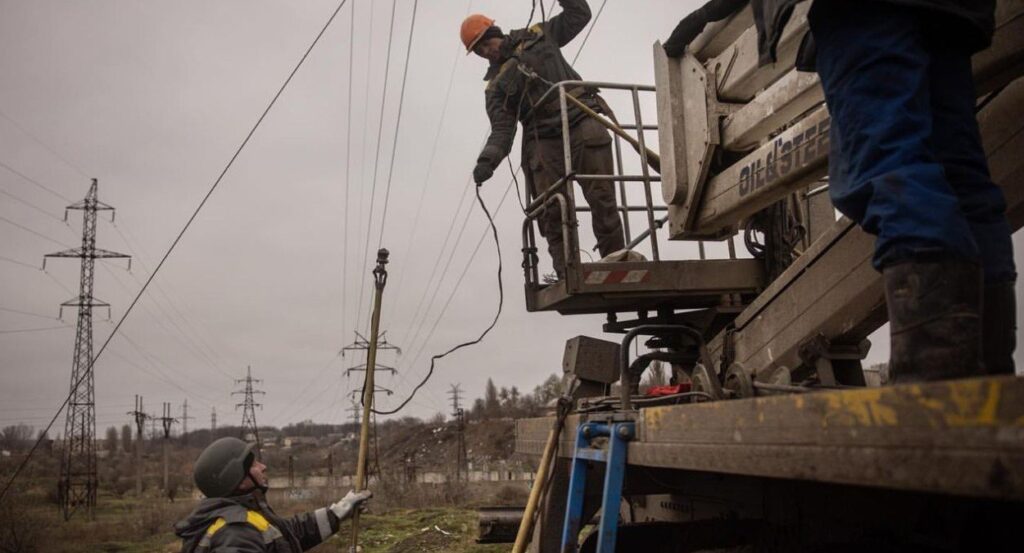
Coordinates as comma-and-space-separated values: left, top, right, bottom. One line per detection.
283, 436, 319, 449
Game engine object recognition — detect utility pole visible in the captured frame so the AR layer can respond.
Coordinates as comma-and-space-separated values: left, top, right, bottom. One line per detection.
45, 179, 130, 520
404, 452, 418, 484
449, 384, 468, 482
127, 395, 149, 497
346, 386, 390, 483
351, 249, 390, 552
211, 407, 217, 436
157, 402, 178, 493
233, 366, 264, 454
180, 399, 194, 445
327, 451, 335, 488
288, 455, 295, 490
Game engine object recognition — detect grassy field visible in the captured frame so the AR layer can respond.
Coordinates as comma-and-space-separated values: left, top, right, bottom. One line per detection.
329, 509, 508, 553
2, 489, 512, 553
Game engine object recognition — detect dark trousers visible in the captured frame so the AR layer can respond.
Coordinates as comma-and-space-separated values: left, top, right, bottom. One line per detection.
524, 117, 626, 277
809, 1, 1015, 283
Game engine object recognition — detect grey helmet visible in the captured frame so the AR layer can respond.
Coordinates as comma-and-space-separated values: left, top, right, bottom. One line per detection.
193, 437, 256, 498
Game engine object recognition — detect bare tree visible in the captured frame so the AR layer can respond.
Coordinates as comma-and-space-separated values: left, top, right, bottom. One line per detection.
532, 374, 561, 405
484, 379, 500, 419
105, 426, 119, 455
0, 424, 34, 452
121, 424, 133, 454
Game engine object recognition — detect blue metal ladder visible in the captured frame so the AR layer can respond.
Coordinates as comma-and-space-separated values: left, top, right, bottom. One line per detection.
560, 421, 635, 553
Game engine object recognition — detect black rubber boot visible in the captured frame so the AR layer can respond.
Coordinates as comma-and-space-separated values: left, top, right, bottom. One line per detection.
983, 281, 1017, 375
884, 259, 983, 383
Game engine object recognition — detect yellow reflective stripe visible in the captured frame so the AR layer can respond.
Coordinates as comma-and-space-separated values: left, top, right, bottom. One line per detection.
206, 517, 227, 536
246, 510, 270, 532
205, 511, 270, 539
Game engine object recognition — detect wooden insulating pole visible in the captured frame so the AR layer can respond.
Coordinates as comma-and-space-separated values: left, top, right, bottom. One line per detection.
512, 401, 569, 553
351, 248, 389, 552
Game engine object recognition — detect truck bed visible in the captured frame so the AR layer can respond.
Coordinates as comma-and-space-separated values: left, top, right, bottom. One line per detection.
515, 375, 1024, 500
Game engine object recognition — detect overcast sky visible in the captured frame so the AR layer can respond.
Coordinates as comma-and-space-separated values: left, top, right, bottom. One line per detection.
2, 1, 1021, 436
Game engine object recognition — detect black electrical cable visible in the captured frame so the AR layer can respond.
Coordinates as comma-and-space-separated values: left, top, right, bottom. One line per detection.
0, 0, 351, 506
508, 157, 529, 214
372, 186, 502, 415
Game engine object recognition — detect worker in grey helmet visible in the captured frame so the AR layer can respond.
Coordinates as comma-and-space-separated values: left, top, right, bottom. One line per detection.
463, 0, 626, 282
174, 437, 372, 552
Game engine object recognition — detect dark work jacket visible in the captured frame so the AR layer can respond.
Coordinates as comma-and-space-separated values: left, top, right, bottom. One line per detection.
477, 0, 603, 172
174, 492, 340, 552
664, 0, 996, 66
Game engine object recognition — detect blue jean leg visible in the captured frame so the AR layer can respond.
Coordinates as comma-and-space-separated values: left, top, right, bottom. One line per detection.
810, 1, 981, 270
927, 45, 1016, 283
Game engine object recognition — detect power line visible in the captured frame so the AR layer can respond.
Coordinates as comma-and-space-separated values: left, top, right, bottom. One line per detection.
570, 0, 608, 65
400, 181, 513, 382
0, 0, 352, 506
98, 263, 233, 381
0, 254, 41, 270
399, 183, 478, 357
98, 228, 235, 381
107, 331, 220, 407
0, 305, 59, 321
396, 185, 474, 353
342, 0, 357, 358
0, 160, 73, 203
375, 0, 420, 248
0, 187, 67, 222
0, 108, 90, 179
0, 214, 74, 248
354, 0, 377, 334
270, 349, 344, 425
0, 325, 70, 335
110, 221, 234, 376
43, 269, 75, 296
356, 0, 400, 334
386, 1, 472, 324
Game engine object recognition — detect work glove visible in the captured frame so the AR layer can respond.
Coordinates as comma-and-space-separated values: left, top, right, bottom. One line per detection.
473, 162, 494, 186
329, 489, 373, 521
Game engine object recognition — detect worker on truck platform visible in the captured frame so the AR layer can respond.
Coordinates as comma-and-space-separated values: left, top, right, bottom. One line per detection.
665, 0, 1016, 382
174, 437, 372, 552
464, 0, 627, 282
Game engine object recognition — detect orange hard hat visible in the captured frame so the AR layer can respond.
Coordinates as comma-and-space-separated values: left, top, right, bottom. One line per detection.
461, 14, 495, 52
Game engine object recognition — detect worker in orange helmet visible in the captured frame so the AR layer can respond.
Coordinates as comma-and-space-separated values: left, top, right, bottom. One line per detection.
462, 1, 626, 283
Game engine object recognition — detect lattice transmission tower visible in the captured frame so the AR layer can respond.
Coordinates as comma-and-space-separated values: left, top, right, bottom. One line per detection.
44, 179, 129, 520
233, 366, 264, 453
180, 398, 194, 445
448, 384, 468, 482
341, 330, 400, 483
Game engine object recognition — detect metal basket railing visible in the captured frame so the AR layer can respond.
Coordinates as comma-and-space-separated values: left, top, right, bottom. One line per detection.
519, 80, 666, 290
